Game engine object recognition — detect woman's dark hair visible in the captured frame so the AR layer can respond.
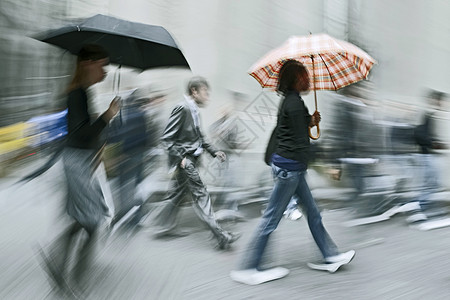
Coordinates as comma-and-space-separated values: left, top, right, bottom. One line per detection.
276, 59, 309, 95
77, 44, 109, 62
67, 44, 109, 91
187, 76, 209, 95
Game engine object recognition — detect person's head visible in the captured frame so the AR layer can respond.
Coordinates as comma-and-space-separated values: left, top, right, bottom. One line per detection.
68, 44, 109, 91
338, 80, 377, 106
425, 89, 445, 110
187, 76, 210, 107
276, 59, 310, 95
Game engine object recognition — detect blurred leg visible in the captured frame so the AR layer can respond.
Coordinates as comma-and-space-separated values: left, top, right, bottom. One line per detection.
153, 168, 189, 234
183, 157, 228, 240
295, 171, 339, 259
241, 164, 297, 270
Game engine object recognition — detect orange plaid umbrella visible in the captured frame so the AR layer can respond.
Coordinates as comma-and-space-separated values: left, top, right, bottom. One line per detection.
248, 33, 376, 139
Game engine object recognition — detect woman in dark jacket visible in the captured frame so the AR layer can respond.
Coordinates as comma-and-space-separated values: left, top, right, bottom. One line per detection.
40, 44, 119, 293
231, 60, 355, 285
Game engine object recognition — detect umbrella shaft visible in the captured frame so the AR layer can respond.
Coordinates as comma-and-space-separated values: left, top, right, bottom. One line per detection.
311, 55, 318, 111
113, 65, 122, 96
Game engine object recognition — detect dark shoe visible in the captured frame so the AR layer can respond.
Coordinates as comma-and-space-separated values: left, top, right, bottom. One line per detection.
217, 232, 242, 250
35, 245, 82, 299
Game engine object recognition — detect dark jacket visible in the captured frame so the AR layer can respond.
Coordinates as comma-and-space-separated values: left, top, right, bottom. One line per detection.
161, 99, 218, 173
414, 113, 434, 154
66, 88, 107, 150
265, 91, 311, 166
328, 95, 380, 160
120, 104, 148, 154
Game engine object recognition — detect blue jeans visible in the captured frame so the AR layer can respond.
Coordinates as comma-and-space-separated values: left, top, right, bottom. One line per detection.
241, 164, 339, 270
416, 154, 440, 211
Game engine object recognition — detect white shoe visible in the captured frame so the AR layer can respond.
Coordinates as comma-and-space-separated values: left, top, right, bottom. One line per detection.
230, 269, 258, 285
325, 250, 356, 264
398, 202, 421, 213
284, 208, 303, 221
230, 267, 289, 285
289, 209, 303, 220
406, 212, 427, 223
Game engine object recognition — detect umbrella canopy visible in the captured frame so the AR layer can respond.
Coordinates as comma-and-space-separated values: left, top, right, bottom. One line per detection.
35, 14, 190, 70
248, 33, 375, 90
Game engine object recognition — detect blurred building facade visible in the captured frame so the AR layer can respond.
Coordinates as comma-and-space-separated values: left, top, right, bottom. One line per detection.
1, 0, 449, 187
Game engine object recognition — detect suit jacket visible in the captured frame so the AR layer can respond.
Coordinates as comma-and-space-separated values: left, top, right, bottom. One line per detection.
161, 98, 218, 173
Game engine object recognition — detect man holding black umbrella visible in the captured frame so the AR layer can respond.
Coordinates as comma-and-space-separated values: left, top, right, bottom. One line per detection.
152, 76, 241, 250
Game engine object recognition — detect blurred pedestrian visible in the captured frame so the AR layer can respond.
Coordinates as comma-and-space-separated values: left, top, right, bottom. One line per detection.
109, 88, 151, 234
407, 89, 448, 223
326, 83, 385, 218
141, 87, 168, 173
38, 44, 120, 294
208, 104, 244, 220
152, 76, 241, 250
230, 60, 355, 285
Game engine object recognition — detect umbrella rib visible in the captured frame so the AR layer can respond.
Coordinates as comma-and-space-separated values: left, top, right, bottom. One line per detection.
318, 53, 338, 91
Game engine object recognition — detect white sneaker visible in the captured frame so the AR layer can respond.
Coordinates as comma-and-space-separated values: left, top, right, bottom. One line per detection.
230, 269, 259, 285
325, 250, 356, 264
398, 202, 421, 213
289, 209, 303, 220
406, 212, 427, 223
230, 267, 289, 285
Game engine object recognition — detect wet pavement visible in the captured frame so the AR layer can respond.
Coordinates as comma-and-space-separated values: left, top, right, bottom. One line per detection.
1, 161, 450, 299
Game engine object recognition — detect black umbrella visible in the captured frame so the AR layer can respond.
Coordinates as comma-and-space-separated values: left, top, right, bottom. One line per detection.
18, 15, 190, 184
35, 14, 190, 70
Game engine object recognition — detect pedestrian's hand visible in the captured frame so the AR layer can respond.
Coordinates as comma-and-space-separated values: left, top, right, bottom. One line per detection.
310, 111, 321, 127
215, 151, 226, 162
103, 97, 121, 122
110, 96, 121, 114
180, 157, 187, 169
432, 142, 447, 150
327, 168, 341, 181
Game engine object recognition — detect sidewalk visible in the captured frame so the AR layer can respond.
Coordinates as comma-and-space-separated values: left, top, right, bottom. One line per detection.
2, 190, 450, 299
2, 156, 450, 299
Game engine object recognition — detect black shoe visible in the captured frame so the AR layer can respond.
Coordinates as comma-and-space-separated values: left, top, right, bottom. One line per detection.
35, 245, 82, 299
217, 232, 242, 250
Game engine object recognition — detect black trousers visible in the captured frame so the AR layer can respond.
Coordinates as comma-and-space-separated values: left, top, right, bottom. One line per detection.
48, 221, 97, 284
112, 151, 144, 227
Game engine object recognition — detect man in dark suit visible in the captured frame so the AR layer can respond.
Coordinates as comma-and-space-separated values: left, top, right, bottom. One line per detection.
153, 76, 240, 250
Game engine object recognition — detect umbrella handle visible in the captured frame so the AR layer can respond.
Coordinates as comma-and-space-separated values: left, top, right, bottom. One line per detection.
309, 124, 320, 140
